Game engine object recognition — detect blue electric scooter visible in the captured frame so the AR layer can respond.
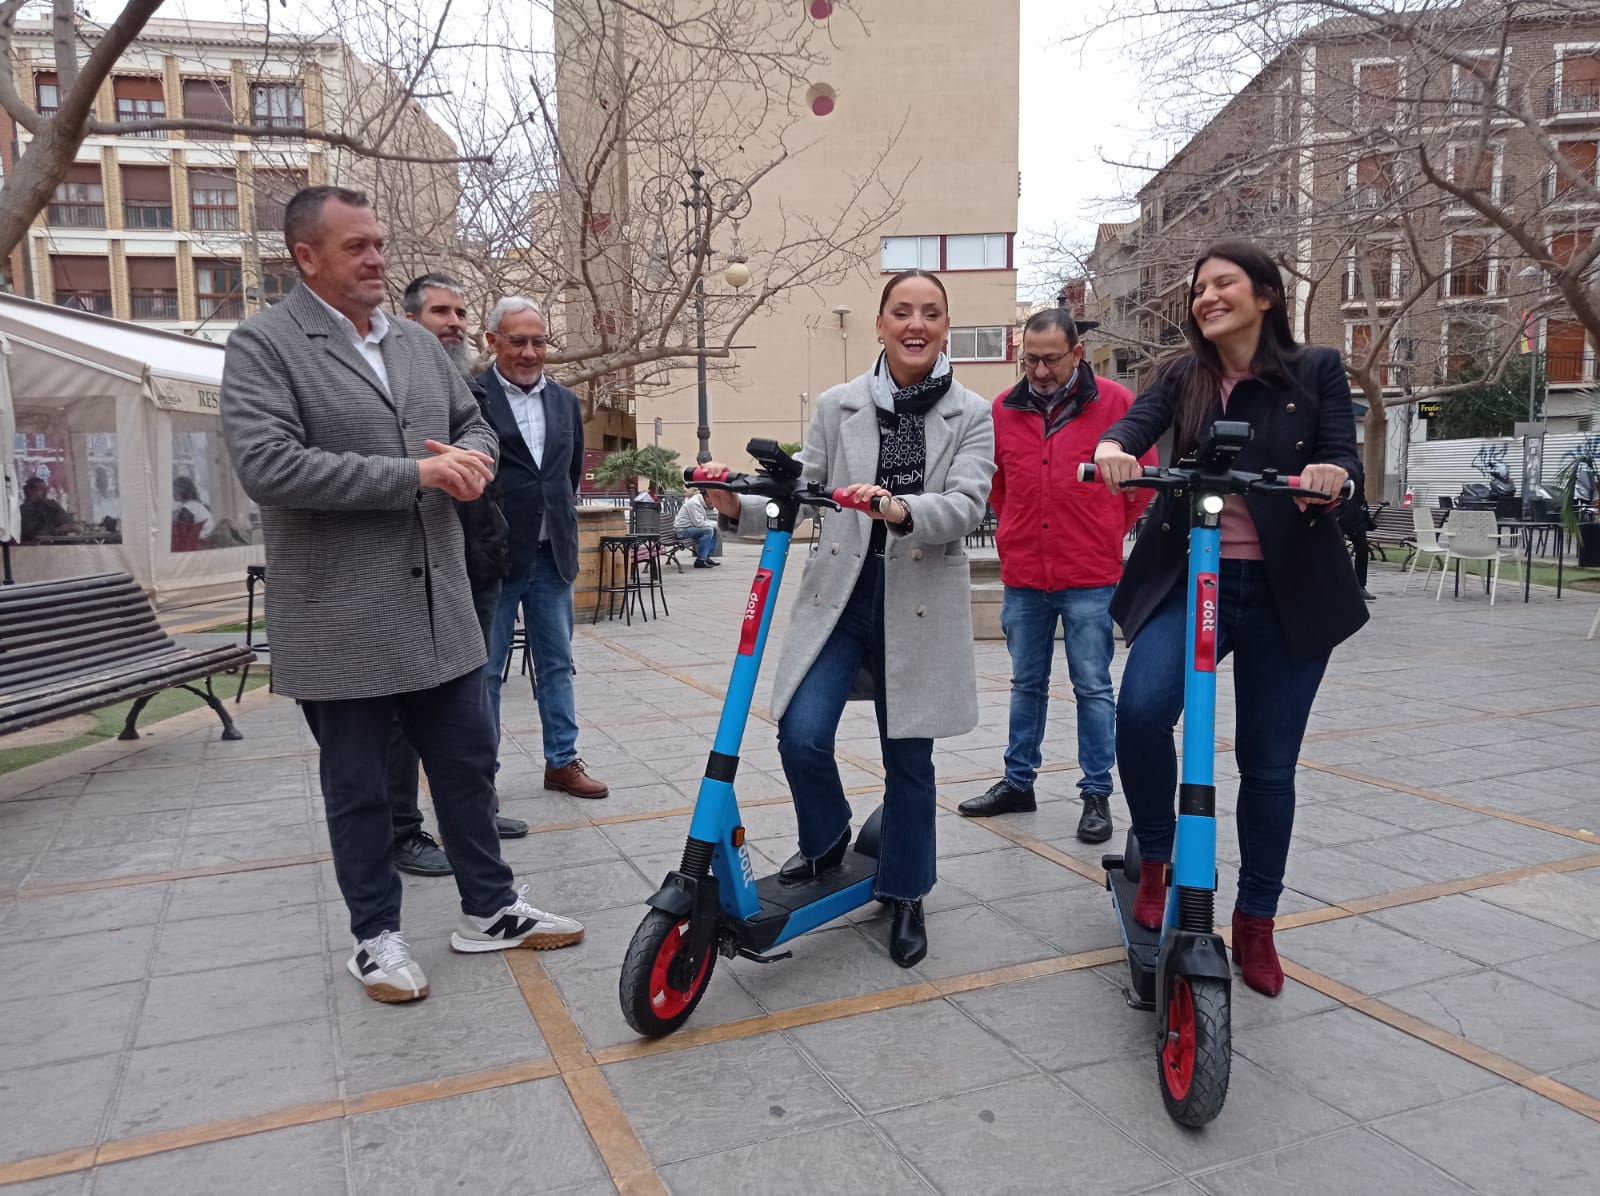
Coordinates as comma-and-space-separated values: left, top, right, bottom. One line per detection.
1080, 420, 1352, 1127
619, 439, 888, 1037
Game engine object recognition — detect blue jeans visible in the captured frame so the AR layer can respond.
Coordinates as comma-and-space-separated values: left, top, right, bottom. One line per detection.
776, 556, 937, 901
487, 543, 579, 768
1001, 584, 1116, 796
1116, 560, 1328, 919
678, 525, 716, 562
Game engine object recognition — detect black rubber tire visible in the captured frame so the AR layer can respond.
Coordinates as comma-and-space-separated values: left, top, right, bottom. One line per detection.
619, 909, 717, 1037
1158, 975, 1231, 1128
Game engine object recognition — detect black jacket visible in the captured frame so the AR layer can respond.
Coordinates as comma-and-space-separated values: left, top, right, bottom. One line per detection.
457, 373, 510, 587
1102, 345, 1368, 661
476, 368, 586, 583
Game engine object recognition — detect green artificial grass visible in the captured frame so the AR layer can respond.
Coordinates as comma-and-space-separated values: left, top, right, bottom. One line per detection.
0, 672, 272, 776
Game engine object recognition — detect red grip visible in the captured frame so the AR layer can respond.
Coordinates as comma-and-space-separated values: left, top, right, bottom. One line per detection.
1286, 474, 1301, 488
832, 488, 877, 513
689, 465, 728, 483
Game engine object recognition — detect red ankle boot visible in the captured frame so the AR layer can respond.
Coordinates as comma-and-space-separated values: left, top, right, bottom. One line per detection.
1232, 911, 1284, 997
1132, 861, 1167, 930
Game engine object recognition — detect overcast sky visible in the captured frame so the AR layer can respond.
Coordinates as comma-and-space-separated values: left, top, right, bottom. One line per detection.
80, 0, 1174, 295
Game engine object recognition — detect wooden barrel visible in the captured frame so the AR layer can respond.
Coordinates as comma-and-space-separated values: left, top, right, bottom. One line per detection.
575, 505, 628, 619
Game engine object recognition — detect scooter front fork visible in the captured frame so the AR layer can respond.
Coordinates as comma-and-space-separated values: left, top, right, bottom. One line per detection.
645, 838, 723, 989
1171, 783, 1217, 934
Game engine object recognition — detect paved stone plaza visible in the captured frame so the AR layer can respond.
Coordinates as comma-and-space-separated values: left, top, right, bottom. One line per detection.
2, 544, 1599, 1195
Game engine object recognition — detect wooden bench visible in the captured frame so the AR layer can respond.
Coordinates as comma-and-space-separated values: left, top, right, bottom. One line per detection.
0, 573, 255, 742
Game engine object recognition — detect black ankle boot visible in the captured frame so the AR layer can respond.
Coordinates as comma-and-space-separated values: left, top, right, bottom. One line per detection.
779, 828, 851, 882
888, 899, 927, 967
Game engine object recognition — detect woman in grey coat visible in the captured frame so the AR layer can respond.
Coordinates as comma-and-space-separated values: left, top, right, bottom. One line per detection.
704, 270, 995, 966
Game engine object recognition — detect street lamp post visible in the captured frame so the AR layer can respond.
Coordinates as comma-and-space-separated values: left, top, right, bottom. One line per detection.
640, 165, 754, 464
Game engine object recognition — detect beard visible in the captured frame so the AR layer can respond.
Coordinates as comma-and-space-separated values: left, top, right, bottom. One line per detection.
441, 339, 474, 373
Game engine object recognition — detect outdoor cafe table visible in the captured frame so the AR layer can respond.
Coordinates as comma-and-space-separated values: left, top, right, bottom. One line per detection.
1497, 520, 1566, 602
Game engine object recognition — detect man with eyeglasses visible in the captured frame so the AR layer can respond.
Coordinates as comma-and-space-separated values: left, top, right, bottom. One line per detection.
478, 297, 609, 800
958, 309, 1154, 844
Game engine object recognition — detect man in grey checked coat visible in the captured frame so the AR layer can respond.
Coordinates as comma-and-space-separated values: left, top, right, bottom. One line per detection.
221, 186, 583, 1004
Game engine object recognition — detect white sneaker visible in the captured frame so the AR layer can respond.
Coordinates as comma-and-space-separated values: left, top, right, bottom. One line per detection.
348, 930, 429, 1003
450, 884, 585, 953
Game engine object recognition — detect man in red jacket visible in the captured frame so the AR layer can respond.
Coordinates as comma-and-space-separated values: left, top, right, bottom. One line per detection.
958, 310, 1154, 842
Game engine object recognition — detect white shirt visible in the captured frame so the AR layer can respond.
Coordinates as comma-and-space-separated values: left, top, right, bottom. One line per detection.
495, 366, 548, 465
305, 287, 390, 393
674, 492, 714, 531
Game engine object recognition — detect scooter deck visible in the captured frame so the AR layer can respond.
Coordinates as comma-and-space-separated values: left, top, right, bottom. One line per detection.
1105, 859, 1160, 1011
732, 851, 879, 951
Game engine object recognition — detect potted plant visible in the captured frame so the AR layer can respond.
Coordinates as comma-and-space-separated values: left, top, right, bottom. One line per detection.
1553, 387, 1600, 568
590, 445, 687, 497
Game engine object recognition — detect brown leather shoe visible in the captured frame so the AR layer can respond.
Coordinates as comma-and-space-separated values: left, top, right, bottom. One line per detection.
544, 759, 609, 799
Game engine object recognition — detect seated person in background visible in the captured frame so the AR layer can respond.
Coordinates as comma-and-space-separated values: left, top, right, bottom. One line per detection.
20, 477, 72, 541
672, 488, 720, 567
173, 476, 215, 536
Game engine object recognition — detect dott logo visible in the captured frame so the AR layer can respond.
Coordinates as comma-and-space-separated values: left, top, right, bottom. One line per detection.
737, 569, 773, 656
1195, 573, 1218, 673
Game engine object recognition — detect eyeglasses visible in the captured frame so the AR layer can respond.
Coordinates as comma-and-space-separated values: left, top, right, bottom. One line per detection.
502, 336, 549, 350
1022, 352, 1074, 370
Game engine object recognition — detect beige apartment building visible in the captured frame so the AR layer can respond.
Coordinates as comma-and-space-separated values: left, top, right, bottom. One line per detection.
7, 18, 455, 340
556, 0, 1021, 467
1085, 7, 1600, 483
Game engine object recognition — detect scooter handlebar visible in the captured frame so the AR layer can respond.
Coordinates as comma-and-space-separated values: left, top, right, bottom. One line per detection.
1285, 477, 1358, 501
831, 488, 892, 514
1076, 463, 1356, 502
1076, 463, 1162, 483
685, 465, 731, 484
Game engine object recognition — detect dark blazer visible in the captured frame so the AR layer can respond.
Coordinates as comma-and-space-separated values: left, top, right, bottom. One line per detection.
1102, 345, 1368, 661
475, 368, 586, 583
457, 372, 510, 587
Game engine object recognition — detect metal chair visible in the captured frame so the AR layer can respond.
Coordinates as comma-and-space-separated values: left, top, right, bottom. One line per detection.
1436, 510, 1517, 605
1402, 507, 1449, 594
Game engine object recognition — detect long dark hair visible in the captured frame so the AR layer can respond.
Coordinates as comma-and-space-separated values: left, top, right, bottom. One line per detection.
1166, 240, 1303, 455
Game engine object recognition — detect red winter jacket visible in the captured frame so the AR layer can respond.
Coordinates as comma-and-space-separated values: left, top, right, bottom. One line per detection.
990, 366, 1156, 591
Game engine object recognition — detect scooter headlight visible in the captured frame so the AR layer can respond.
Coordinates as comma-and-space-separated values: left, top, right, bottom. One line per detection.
765, 500, 781, 519
1201, 494, 1225, 515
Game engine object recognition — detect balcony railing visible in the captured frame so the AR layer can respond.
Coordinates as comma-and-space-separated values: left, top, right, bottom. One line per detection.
1340, 270, 1411, 303
191, 205, 241, 231
55, 290, 112, 316
1158, 325, 1185, 346
123, 201, 173, 230
115, 109, 165, 138
198, 295, 244, 320
46, 200, 106, 228
1549, 80, 1600, 117
1444, 269, 1492, 298
1345, 184, 1386, 211
1546, 350, 1593, 384
129, 289, 179, 321
1541, 171, 1599, 204
253, 200, 287, 231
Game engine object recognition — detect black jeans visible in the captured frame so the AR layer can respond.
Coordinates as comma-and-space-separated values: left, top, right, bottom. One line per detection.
303, 665, 515, 941
388, 580, 500, 842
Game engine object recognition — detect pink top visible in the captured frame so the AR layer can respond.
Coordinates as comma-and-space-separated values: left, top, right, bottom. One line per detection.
1218, 374, 1264, 560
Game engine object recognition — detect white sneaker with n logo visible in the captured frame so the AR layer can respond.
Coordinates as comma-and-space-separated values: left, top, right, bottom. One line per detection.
451, 884, 585, 953
348, 930, 429, 1003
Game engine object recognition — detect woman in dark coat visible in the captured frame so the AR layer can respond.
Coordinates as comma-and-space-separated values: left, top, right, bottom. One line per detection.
1092, 240, 1367, 997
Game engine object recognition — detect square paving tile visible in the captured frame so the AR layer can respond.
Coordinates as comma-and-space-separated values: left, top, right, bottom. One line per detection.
336, 984, 547, 1093
0, 923, 158, 996
1279, 845, 1429, 905
150, 902, 323, 975
1233, 1007, 1498, 1120
0, 979, 141, 1070
111, 1018, 338, 1137
1194, 1126, 1473, 1196
135, 954, 327, 1047
885, 904, 1057, 980
934, 845, 1094, 901
1057, 1054, 1350, 1173
1427, 819, 1599, 865
605, 1032, 857, 1164
950, 969, 1152, 1072
1367, 892, 1592, 965
1376, 1084, 1600, 1196
790, 1000, 1033, 1115
0, 1052, 120, 1163
1384, 968, 1600, 1073
348, 1076, 607, 1192
1473, 872, 1600, 939
90, 1121, 348, 1196
729, 924, 924, 1012
164, 864, 323, 922
1496, 937, 1600, 1012
1274, 916, 1481, 996
660, 1120, 928, 1196
22, 842, 180, 888
989, 884, 1127, 956
875, 1074, 1175, 1196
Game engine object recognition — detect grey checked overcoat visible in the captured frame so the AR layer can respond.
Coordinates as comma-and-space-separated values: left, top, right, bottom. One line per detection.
731, 371, 995, 740
220, 285, 498, 701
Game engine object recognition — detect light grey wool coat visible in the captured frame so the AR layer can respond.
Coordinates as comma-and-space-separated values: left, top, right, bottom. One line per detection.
730, 370, 996, 739
220, 284, 498, 701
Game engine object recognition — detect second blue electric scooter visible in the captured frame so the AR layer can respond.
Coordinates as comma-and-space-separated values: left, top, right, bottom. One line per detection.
1081, 419, 1352, 1127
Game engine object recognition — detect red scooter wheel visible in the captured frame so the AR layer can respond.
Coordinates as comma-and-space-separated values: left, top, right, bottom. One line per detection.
619, 909, 717, 1036
1158, 974, 1231, 1127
